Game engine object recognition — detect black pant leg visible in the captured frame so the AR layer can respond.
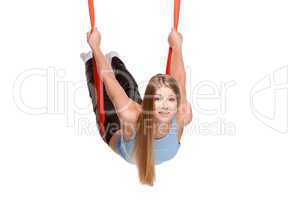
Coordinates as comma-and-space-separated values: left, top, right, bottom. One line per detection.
111, 57, 143, 104
85, 58, 118, 144
84, 55, 142, 145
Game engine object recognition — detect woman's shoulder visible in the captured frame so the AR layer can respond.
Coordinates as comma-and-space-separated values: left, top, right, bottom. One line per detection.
174, 101, 192, 143
119, 102, 141, 143
118, 100, 142, 124
176, 101, 192, 127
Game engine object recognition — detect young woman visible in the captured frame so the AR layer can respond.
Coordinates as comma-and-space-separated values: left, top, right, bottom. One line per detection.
82, 28, 192, 186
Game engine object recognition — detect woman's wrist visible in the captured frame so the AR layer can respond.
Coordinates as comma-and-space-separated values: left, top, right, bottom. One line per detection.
172, 45, 182, 52
92, 46, 102, 54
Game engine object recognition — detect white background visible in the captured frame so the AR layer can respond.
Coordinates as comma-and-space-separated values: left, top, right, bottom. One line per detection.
0, 0, 299, 199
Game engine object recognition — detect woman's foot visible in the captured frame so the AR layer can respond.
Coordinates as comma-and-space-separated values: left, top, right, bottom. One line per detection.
105, 51, 121, 65
80, 51, 93, 63
80, 51, 120, 66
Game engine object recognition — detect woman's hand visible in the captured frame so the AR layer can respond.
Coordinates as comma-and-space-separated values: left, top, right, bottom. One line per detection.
87, 27, 101, 51
168, 29, 183, 50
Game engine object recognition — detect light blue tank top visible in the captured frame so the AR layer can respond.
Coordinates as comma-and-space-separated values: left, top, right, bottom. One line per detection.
116, 116, 181, 165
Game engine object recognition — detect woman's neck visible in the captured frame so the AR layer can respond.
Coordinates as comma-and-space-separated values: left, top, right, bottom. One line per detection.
153, 120, 172, 139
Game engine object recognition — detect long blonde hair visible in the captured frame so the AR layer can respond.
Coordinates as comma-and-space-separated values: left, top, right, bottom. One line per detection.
132, 74, 181, 186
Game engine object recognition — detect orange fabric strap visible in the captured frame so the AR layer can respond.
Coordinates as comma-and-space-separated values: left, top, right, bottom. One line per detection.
166, 0, 181, 75
88, 0, 106, 140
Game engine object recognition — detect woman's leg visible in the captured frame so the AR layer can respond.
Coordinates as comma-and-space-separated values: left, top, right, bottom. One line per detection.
83, 52, 142, 144
110, 54, 142, 104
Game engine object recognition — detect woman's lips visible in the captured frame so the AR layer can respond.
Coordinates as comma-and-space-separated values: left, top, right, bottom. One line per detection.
159, 111, 169, 115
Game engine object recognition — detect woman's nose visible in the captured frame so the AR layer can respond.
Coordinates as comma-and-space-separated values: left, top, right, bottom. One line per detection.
162, 100, 168, 109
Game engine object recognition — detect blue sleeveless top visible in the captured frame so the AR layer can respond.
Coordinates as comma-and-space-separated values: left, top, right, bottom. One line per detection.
116, 117, 181, 165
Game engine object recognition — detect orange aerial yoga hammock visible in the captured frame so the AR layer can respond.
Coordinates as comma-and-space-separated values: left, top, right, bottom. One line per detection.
166, 0, 181, 75
88, 0, 105, 139
87, 0, 181, 142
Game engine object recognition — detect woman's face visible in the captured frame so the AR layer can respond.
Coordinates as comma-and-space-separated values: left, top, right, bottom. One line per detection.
153, 86, 178, 123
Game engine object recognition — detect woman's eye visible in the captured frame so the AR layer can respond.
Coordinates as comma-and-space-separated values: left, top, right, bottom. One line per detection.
169, 98, 176, 102
154, 97, 160, 101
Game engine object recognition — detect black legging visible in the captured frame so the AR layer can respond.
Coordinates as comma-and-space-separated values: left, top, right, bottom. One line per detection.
85, 55, 142, 144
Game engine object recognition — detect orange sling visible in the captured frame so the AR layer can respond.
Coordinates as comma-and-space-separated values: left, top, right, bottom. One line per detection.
166, 0, 181, 75
88, 0, 105, 139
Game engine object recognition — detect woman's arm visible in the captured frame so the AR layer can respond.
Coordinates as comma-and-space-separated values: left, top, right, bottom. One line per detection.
168, 30, 192, 127
87, 28, 140, 124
